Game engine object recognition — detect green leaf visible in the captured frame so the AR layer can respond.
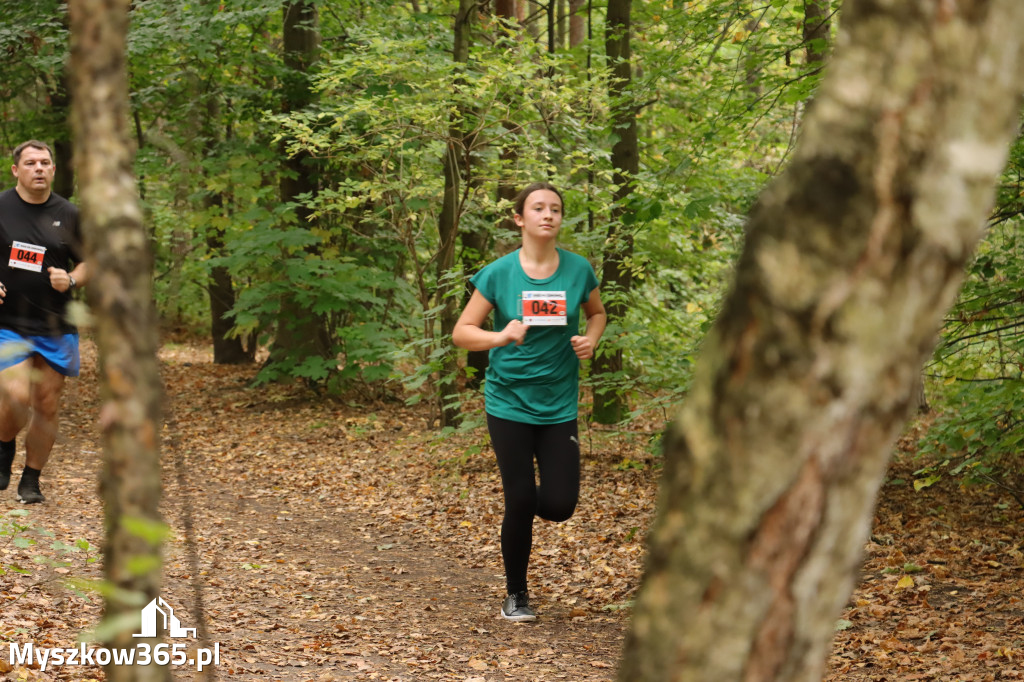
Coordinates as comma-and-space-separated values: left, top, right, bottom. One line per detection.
120, 515, 170, 546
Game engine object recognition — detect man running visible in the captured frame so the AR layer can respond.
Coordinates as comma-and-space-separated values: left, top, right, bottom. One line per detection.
0, 140, 87, 504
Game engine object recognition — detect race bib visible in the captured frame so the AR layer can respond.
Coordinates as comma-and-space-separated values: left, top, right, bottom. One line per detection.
522, 290, 567, 326
9, 241, 45, 273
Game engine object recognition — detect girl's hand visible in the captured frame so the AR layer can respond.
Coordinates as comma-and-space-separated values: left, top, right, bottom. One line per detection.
571, 335, 595, 359
502, 319, 529, 346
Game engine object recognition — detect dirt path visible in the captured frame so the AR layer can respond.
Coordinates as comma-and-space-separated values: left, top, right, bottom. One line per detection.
2, 339, 644, 681
4, 338, 1024, 681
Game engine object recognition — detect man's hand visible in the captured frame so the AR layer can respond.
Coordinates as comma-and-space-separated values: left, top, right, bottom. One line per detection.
0, 282, 6, 304
47, 267, 74, 293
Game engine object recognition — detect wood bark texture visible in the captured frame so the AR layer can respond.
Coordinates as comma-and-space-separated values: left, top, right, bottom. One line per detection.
619, 1, 1024, 680
67, 1, 167, 680
593, 0, 637, 424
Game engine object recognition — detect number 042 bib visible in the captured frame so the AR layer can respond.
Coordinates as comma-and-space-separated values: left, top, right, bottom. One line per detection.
522, 290, 567, 326
9, 241, 46, 273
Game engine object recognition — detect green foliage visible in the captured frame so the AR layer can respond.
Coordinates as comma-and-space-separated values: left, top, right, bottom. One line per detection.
0, 509, 98, 583
269, 19, 619, 401
0, 1, 71, 151
2, 0, 876, 430
918, 131, 1024, 497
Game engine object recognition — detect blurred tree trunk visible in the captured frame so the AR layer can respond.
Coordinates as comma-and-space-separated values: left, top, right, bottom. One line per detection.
593, 0, 637, 424
68, 1, 167, 681
803, 0, 832, 67
569, 0, 586, 47
618, 1, 1024, 680
51, 70, 75, 199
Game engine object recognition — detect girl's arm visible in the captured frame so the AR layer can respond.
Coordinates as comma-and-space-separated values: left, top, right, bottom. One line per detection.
570, 287, 607, 360
453, 289, 529, 351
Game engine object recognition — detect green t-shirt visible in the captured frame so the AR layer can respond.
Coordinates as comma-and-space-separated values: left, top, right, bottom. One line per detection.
470, 248, 599, 424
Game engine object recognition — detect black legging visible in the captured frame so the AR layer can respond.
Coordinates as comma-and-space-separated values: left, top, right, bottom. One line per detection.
487, 414, 580, 595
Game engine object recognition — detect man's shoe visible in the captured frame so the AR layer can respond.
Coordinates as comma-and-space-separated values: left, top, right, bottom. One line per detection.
501, 591, 537, 622
17, 476, 45, 504
0, 448, 12, 491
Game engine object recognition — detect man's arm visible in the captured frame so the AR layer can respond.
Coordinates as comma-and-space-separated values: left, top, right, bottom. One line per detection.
47, 262, 87, 293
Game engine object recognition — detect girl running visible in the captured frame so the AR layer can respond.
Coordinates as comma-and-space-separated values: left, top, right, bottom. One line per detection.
453, 182, 606, 621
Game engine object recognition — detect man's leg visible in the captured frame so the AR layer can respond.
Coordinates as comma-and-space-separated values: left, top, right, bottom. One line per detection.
25, 356, 66, 470
16, 358, 65, 503
0, 359, 33, 491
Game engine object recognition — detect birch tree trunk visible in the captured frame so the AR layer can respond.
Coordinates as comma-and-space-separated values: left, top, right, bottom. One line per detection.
619, 1, 1024, 680
68, 1, 167, 680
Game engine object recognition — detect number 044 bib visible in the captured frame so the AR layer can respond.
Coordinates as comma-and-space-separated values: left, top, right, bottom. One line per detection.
9, 241, 46, 272
522, 290, 567, 326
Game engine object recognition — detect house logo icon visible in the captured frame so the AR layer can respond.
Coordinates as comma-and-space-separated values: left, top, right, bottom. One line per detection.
132, 597, 197, 639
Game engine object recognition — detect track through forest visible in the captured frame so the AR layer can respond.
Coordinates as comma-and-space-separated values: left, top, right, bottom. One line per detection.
2, 338, 1023, 681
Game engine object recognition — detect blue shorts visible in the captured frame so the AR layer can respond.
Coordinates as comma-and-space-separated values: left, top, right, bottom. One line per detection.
0, 329, 80, 377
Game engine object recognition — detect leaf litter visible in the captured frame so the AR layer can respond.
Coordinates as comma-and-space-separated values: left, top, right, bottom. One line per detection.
0, 338, 1022, 681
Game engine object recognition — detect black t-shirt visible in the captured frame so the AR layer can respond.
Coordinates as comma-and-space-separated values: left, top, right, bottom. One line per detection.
0, 188, 82, 336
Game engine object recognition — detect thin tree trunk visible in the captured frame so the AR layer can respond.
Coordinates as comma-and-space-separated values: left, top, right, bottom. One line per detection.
436, 0, 475, 427
619, 1, 1024, 679
593, 0, 637, 424
68, 1, 167, 680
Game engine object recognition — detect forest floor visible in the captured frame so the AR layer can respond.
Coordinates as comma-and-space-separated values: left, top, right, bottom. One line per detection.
1, 336, 1023, 682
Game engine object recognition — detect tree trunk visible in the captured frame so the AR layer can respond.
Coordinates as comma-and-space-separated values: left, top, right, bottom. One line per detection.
495, 0, 516, 20
618, 1, 1024, 680
201, 96, 252, 365
593, 0, 637, 424
459, 0, 527, 392
68, 1, 167, 680
569, 0, 586, 48
437, 0, 475, 427
206, 198, 252, 364
51, 72, 75, 200
271, 1, 330, 368
199, 0, 251, 365
803, 0, 831, 67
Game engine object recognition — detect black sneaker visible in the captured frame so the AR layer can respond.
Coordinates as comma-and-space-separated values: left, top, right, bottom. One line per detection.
17, 476, 45, 504
501, 591, 537, 622
0, 447, 12, 491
